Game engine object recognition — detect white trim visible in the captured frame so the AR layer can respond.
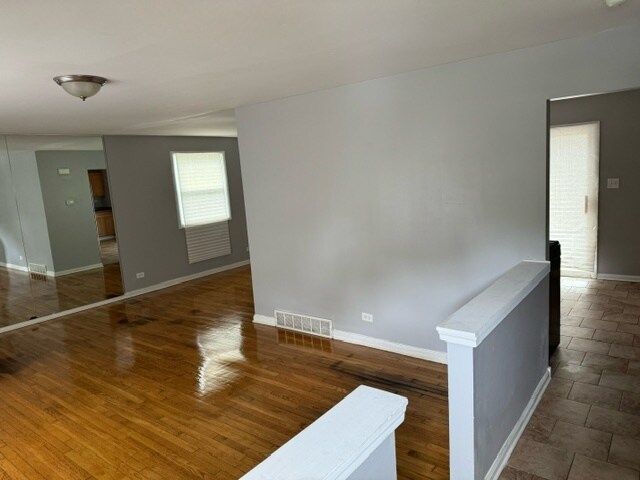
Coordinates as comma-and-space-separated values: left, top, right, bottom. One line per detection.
252, 315, 447, 364
484, 367, 551, 480
0, 260, 250, 336
253, 314, 277, 326
435, 329, 478, 348
333, 330, 447, 364
49, 263, 104, 277
0, 261, 29, 272
597, 273, 640, 283
437, 261, 550, 348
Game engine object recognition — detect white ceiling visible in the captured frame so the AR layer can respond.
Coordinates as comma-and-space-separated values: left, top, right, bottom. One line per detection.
1, 0, 638, 137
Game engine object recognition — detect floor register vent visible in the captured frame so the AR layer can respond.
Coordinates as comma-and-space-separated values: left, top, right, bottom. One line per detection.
28, 263, 47, 275
274, 310, 333, 338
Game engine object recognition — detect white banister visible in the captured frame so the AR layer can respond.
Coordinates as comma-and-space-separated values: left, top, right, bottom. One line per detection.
437, 261, 550, 348
437, 260, 551, 480
241, 385, 408, 480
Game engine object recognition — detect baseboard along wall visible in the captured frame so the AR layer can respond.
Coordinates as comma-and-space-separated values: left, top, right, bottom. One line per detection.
253, 314, 447, 364
0, 260, 251, 335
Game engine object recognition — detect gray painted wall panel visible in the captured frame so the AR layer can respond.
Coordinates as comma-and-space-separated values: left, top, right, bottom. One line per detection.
550, 89, 640, 277
6, 151, 54, 269
236, 24, 640, 352
0, 138, 27, 267
473, 278, 549, 478
35, 150, 106, 273
102, 136, 249, 291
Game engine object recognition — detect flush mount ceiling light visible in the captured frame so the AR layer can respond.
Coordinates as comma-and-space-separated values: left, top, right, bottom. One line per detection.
605, 0, 628, 6
53, 74, 107, 101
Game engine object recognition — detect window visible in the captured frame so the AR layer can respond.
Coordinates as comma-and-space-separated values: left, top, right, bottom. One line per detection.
171, 151, 231, 228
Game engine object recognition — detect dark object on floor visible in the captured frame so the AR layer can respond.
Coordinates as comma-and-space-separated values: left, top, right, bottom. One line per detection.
548, 240, 561, 360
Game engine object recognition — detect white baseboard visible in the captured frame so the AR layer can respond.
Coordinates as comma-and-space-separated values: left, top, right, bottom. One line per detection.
0, 261, 29, 272
485, 367, 551, 480
1, 261, 104, 277
333, 330, 447, 364
252, 314, 447, 364
597, 273, 640, 283
49, 263, 104, 277
253, 314, 277, 326
0, 260, 251, 336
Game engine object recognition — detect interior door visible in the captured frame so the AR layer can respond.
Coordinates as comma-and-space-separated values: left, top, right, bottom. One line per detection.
549, 122, 600, 277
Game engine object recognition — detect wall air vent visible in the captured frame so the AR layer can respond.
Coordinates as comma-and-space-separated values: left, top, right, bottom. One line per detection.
274, 310, 333, 338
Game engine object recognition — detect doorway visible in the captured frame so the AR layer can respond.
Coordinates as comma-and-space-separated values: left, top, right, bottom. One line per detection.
88, 169, 120, 266
549, 122, 600, 278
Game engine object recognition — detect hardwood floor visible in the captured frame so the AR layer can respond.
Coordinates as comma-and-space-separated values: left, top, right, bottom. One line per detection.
0, 265, 449, 479
0, 263, 123, 329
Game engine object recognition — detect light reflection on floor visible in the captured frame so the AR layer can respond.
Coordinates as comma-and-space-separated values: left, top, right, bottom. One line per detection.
277, 328, 333, 353
196, 321, 245, 396
115, 327, 136, 370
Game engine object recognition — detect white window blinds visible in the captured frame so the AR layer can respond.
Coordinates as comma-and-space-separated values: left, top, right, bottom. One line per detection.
171, 152, 231, 228
549, 123, 600, 277
184, 222, 231, 264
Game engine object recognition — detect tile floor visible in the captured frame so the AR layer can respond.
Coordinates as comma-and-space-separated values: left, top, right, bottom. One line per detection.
501, 276, 640, 480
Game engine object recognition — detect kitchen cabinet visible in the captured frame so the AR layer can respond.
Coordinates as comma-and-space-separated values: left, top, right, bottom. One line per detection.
95, 210, 115, 237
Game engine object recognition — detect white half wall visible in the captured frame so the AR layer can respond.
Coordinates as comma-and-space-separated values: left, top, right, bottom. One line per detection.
438, 261, 551, 479
241, 385, 407, 480
236, 24, 640, 353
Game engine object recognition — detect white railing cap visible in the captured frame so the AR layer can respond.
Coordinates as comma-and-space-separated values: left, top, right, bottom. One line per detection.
436, 260, 550, 348
241, 385, 408, 480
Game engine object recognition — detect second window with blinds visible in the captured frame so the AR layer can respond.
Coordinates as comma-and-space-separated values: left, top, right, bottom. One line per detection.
171, 151, 232, 264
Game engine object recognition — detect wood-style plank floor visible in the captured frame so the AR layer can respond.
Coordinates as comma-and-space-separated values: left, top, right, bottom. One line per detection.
0, 265, 449, 479
0, 262, 123, 329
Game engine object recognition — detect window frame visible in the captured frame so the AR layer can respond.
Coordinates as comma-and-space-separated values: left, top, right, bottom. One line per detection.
170, 150, 232, 229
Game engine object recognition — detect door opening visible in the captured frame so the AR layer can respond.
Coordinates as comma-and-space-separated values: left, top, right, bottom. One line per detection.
88, 169, 120, 266
549, 122, 600, 278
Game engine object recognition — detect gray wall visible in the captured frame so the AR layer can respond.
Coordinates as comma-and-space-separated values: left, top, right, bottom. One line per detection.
35, 150, 106, 273
473, 278, 549, 478
102, 135, 250, 291
236, 24, 640, 353
0, 137, 27, 268
6, 150, 54, 270
550, 89, 640, 277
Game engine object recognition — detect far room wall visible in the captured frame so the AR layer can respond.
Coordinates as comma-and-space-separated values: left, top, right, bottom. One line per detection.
236, 24, 640, 355
102, 135, 250, 292
3, 149, 55, 270
550, 89, 640, 279
35, 150, 107, 273
0, 140, 27, 268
